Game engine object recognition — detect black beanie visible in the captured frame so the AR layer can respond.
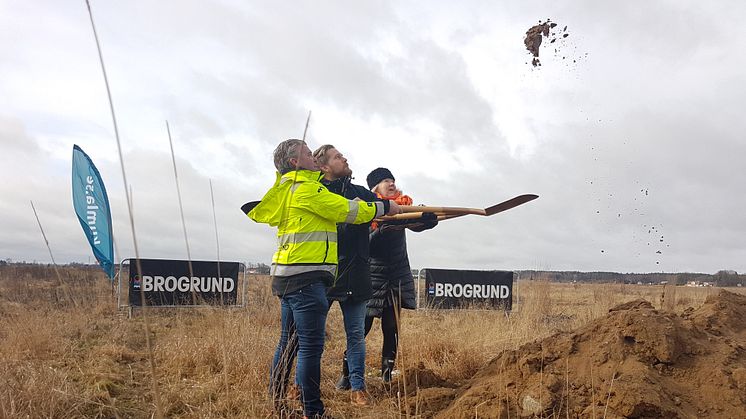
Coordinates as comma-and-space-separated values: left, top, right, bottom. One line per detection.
366, 167, 395, 190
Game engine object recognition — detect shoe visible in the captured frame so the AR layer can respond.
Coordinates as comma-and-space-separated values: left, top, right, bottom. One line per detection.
351, 390, 369, 406
335, 355, 351, 390
304, 412, 335, 419
336, 375, 351, 390
381, 357, 395, 383
286, 383, 301, 401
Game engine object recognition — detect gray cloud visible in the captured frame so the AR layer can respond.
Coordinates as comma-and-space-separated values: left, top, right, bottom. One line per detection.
1, 1, 744, 274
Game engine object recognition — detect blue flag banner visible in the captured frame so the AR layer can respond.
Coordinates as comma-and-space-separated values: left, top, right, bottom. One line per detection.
72, 145, 115, 279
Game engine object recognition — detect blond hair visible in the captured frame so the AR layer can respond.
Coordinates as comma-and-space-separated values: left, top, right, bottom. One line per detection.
312, 144, 336, 167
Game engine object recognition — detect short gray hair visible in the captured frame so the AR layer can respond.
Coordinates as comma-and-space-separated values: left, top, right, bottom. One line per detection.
312, 144, 336, 166
273, 139, 305, 174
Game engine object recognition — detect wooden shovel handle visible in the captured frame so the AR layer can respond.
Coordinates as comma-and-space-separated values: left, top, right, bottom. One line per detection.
377, 211, 446, 221
398, 205, 486, 216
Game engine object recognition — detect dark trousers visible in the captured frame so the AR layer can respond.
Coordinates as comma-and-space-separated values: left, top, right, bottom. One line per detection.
364, 301, 399, 360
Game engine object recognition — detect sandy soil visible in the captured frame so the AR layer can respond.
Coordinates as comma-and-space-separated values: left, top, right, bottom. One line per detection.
405, 290, 746, 418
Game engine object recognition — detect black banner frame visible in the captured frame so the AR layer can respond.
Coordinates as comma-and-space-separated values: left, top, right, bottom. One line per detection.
116, 258, 248, 310
420, 268, 514, 311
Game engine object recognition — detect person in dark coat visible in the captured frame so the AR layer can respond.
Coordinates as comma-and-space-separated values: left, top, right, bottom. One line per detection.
312, 145, 385, 406
365, 167, 438, 382
276, 147, 401, 409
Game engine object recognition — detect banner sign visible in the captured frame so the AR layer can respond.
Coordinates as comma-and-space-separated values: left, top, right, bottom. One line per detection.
71, 144, 115, 279
128, 258, 240, 306
425, 268, 513, 310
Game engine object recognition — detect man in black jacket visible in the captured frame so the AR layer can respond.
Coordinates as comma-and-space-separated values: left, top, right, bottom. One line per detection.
313, 144, 378, 406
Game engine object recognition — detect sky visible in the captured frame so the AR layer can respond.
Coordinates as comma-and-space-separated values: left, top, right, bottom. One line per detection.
1, 0, 745, 274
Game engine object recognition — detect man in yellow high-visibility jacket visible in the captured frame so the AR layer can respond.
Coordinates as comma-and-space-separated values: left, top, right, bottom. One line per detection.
247, 138, 400, 418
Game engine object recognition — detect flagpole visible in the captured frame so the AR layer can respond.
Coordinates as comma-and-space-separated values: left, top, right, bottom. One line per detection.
84, 2, 162, 416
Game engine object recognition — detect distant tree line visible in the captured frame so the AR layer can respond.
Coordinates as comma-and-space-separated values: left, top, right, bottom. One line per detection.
2, 259, 274, 275
246, 262, 271, 274
0, 259, 101, 270
413, 268, 743, 287
515, 270, 744, 287
3, 260, 743, 287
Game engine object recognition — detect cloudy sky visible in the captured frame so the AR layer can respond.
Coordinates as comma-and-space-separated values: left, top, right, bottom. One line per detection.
2, 0, 744, 274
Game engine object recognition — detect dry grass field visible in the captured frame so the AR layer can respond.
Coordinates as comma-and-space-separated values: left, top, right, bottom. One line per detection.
0, 265, 743, 418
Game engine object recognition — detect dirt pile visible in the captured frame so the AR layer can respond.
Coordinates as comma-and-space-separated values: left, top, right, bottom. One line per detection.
413, 290, 746, 418
403, 362, 452, 391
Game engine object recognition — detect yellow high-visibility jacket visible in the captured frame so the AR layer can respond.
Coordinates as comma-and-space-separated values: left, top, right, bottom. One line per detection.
248, 170, 386, 277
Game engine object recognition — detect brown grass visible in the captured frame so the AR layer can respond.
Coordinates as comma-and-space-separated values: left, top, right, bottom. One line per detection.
0, 266, 741, 418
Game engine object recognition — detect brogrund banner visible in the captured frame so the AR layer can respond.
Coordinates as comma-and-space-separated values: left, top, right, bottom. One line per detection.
425, 268, 513, 310
128, 258, 240, 306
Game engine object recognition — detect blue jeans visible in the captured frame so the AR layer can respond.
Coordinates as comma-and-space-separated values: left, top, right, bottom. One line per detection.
269, 281, 328, 417
290, 298, 369, 391
333, 298, 368, 390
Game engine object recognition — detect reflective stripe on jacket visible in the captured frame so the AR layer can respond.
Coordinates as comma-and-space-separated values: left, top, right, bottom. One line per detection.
248, 170, 386, 277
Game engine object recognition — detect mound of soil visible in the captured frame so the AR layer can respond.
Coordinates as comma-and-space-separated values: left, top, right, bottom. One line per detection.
417, 290, 746, 418
402, 362, 453, 393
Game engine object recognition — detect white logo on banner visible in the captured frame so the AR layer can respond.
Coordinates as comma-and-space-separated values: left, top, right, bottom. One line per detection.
140, 276, 235, 293
85, 175, 102, 245
434, 282, 510, 299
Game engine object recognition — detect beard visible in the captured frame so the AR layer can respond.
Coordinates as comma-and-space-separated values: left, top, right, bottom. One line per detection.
326, 164, 352, 179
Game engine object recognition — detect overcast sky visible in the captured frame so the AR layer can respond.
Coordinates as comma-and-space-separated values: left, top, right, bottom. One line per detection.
2, 0, 745, 274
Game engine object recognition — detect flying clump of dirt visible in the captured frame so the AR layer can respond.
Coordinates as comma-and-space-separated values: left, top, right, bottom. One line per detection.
411, 290, 746, 418
524, 19, 572, 67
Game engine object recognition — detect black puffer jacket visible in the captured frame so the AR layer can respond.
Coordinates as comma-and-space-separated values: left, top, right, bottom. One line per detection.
367, 215, 437, 317
323, 176, 379, 302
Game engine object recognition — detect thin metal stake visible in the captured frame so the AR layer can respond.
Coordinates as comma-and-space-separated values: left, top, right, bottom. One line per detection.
268, 110, 312, 408
30, 201, 77, 307
210, 179, 231, 393
165, 121, 197, 303
209, 179, 222, 300
84, 1, 162, 416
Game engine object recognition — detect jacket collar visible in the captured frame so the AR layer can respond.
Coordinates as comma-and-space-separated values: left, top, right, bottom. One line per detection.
280, 169, 324, 184
320, 175, 351, 186
321, 175, 353, 195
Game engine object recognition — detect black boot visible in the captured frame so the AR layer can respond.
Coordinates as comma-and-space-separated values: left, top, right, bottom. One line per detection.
335, 354, 351, 390
381, 357, 395, 383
